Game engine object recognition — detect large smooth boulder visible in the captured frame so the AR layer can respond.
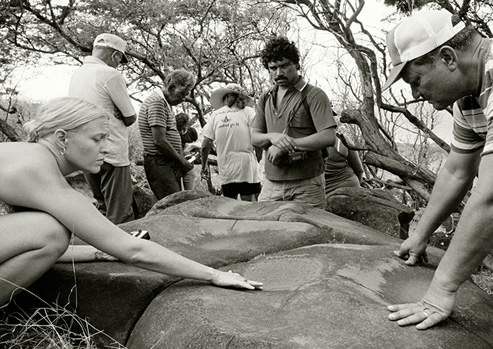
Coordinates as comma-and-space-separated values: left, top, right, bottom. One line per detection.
128, 244, 493, 349
325, 187, 415, 238
145, 189, 212, 217
10, 197, 490, 349
18, 200, 341, 347
157, 197, 417, 250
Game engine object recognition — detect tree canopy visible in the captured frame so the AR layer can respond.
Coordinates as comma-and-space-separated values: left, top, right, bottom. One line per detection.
1, 0, 291, 120
269, 0, 491, 203
1, 0, 491, 204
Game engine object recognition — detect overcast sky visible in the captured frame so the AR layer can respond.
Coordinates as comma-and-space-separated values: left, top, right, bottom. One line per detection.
13, 2, 453, 143
17, 0, 394, 101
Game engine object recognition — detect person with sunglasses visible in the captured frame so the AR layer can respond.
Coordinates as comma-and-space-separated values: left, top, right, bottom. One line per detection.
68, 33, 136, 224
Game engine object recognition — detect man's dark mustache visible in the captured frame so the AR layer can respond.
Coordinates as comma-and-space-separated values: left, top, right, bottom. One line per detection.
275, 77, 287, 81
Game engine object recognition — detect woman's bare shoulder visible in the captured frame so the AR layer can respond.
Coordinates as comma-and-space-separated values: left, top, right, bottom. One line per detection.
0, 142, 56, 170
0, 142, 64, 202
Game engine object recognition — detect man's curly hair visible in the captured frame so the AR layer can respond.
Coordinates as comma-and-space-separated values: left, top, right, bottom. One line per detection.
260, 36, 300, 69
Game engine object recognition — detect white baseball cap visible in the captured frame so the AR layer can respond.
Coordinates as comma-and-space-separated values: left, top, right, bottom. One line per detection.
382, 10, 466, 90
93, 33, 129, 63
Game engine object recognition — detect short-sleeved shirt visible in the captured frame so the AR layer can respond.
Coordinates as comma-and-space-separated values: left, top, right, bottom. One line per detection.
181, 127, 198, 150
138, 89, 182, 158
68, 56, 135, 166
452, 38, 493, 156
203, 106, 260, 185
253, 77, 337, 181
324, 136, 358, 193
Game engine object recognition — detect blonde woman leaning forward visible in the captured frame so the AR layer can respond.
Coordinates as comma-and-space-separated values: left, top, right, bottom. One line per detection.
0, 97, 262, 306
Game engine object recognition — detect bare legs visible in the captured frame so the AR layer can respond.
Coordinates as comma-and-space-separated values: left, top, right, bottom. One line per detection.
0, 212, 70, 306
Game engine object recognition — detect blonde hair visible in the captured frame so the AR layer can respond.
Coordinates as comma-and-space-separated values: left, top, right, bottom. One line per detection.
23, 97, 109, 142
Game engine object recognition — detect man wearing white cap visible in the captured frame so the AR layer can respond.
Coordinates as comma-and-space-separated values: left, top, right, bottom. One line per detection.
69, 33, 136, 224
383, 10, 492, 329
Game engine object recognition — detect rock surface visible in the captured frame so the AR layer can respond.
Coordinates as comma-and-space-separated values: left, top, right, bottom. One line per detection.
20, 199, 340, 346
325, 187, 415, 238
144, 189, 212, 217
127, 244, 493, 349
9, 195, 492, 348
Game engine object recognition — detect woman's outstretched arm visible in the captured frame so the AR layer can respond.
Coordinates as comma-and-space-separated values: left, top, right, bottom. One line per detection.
6, 152, 262, 290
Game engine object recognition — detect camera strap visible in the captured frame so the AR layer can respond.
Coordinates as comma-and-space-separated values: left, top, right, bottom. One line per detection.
281, 83, 330, 159
282, 82, 312, 134
261, 82, 333, 158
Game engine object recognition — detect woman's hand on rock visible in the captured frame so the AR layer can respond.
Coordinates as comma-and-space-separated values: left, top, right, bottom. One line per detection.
210, 270, 263, 290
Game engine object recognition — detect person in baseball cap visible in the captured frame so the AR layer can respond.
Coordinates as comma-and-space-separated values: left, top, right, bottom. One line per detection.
382, 10, 465, 91
68, 32, 136, 224
93, 33, 129, 64
383, 9, 493, 331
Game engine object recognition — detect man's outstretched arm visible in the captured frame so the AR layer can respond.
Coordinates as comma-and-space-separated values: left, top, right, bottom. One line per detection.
394, 148, 480, 265
388, 150, 492, 330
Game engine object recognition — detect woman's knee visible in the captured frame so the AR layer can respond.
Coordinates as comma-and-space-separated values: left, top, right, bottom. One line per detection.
35, 214, 71, 255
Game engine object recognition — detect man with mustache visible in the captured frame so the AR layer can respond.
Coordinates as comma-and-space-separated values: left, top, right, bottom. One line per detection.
252, 36, 337, 208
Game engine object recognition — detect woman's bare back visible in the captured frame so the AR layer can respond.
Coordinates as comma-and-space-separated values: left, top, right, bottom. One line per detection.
0, 142, 67, 210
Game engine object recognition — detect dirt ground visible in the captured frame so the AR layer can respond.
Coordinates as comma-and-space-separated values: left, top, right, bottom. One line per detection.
472, 267, 493, 295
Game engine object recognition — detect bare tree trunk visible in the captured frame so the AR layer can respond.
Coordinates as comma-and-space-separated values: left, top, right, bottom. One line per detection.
0, 119, 20, 141
274, 0, 440, 201
380, 103, 451, 153
363, 151, 434, 185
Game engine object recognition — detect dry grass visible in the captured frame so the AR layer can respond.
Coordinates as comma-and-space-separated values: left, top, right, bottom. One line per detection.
0, 278, 125, 349
472, 267, 493, 296
0, 303, 126, 349
1, 306, 100, 349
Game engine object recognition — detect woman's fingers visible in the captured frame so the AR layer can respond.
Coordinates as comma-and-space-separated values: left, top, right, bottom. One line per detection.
245, 279, 263, 289
212, 270, 263, 290
231, 273, 263, 290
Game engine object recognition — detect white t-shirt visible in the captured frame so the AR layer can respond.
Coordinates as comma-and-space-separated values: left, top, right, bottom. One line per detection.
68, 56, 135, 166
203, 106, 260, 185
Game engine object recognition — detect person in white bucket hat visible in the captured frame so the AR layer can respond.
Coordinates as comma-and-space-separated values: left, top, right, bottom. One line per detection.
201, 83, 261, 201
383, 9, 493, 330
209, 83, 255, 111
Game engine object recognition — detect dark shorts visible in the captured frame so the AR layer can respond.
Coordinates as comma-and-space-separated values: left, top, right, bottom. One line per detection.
84, 162, 134, 224
221, 182, 261, 199
144, 155, 182, 200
